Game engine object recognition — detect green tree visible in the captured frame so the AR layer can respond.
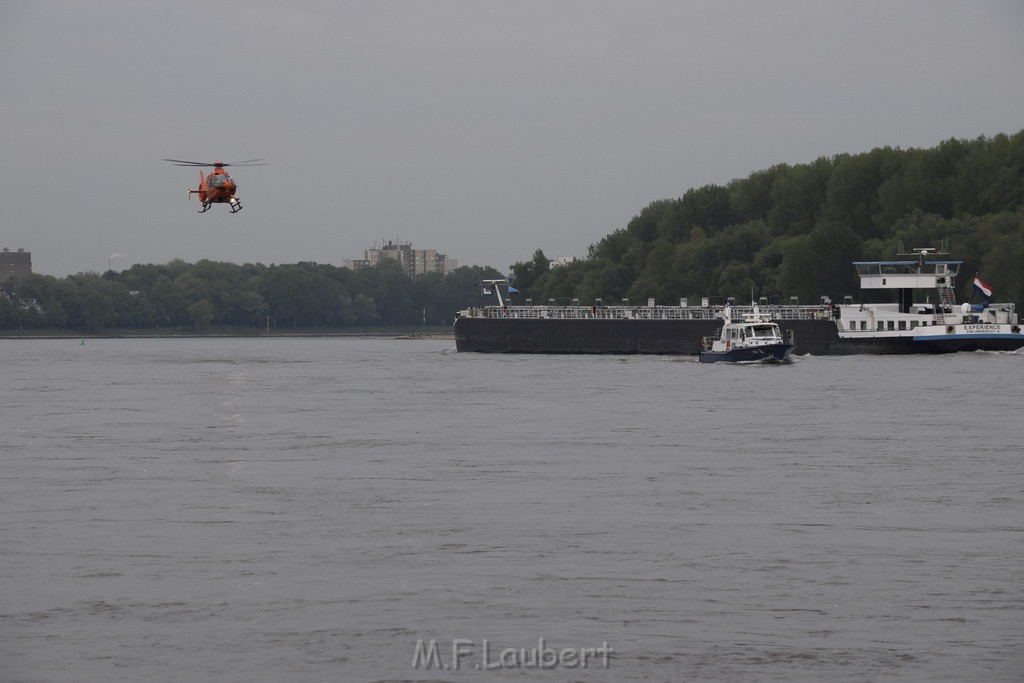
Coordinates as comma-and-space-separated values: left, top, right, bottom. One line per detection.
677, 184, 734, 235
508, 249, 550, 297
214, 290, 266, 327
576, 260, 632, 304
729, 167, 779, 223
822, 148, 897, 239
777, 223, 862, 302
257, 264, 346, 327
352, 293, 380, 324
716, 262, 755, 302
766, 158, 832, 236
0, 296, 20, 329
189, 299, 215, 331
352, 259, 417, 325
76, 287, 116, 331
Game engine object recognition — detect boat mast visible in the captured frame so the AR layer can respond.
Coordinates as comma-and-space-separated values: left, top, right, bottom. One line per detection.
481, 279, 506, 306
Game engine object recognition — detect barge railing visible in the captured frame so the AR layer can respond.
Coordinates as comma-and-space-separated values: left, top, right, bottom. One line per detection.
458, 304, 837, 321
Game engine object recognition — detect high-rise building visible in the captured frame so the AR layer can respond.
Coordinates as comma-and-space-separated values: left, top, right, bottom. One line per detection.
342, 241, 456, 278
0, 248, 32, 282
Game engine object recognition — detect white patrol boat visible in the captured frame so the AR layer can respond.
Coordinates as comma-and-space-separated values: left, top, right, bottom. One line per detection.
699, 306, 795, 363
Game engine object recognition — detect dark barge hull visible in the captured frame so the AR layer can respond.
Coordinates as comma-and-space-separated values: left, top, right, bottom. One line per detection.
454, 317, 720, 354
454, 317, 1018, 355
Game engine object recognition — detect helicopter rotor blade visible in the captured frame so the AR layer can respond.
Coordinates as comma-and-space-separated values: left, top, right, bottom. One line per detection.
162, 158, 269, 167
162, 158, 214, 166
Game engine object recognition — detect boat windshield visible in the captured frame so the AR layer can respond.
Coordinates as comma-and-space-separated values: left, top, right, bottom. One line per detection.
750, 325, 778, 338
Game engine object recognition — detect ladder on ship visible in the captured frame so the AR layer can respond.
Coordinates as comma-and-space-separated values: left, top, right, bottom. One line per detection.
936, 283, 956, 320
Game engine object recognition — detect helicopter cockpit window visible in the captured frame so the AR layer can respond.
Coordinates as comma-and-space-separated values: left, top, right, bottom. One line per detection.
208, 174, 227, 187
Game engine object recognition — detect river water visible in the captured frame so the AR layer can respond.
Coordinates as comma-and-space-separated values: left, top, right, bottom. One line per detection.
1, 337, 1021, 682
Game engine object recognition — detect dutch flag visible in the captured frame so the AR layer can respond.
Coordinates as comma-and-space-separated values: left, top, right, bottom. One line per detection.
973, 275, 993, 300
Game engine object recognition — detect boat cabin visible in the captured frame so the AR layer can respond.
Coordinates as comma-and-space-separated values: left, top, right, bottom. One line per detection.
853, 259, 960, 290
722, 321, 784, 343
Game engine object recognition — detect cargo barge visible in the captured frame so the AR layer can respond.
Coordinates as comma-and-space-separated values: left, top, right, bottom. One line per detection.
454, 246, 1024, 356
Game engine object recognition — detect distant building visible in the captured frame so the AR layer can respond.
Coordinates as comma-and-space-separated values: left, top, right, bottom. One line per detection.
552, 256, 578, 267
0, 248, 32, 282
17, 297, 44, 314
342, 241, 457, 278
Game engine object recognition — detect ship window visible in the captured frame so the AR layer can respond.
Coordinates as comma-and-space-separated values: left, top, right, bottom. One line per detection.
860, 321, 867, 330
877, 322, 884, 331
910, 321, 918, 329
887, 321, 895, 331
898, 321, 906, 330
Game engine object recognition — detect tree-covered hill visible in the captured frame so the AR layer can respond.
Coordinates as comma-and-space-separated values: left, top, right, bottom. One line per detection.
517, 131, 1024, 308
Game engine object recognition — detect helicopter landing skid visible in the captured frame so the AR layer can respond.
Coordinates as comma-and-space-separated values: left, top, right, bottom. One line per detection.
194, 200, 241, 213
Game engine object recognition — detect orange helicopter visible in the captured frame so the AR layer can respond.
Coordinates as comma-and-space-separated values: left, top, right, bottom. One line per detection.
163, 158, 267, 213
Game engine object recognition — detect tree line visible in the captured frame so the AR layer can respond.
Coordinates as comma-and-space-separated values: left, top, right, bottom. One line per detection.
513, 131, 1024, 309
0, 260, 502, 332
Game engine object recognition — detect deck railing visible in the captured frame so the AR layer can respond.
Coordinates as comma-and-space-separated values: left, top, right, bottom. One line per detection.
458, 304, 837, 321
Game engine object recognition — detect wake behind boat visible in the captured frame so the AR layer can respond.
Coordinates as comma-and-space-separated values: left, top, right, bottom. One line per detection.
699, 307, 795, 363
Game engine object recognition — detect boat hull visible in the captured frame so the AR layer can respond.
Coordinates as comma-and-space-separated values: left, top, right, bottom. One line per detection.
453, 317, 720, 354
698, 343, 795, 363
454, 317, 1024, 356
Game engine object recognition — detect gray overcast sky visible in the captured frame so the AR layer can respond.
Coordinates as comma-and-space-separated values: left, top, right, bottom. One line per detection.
2, 1, 1023, 276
